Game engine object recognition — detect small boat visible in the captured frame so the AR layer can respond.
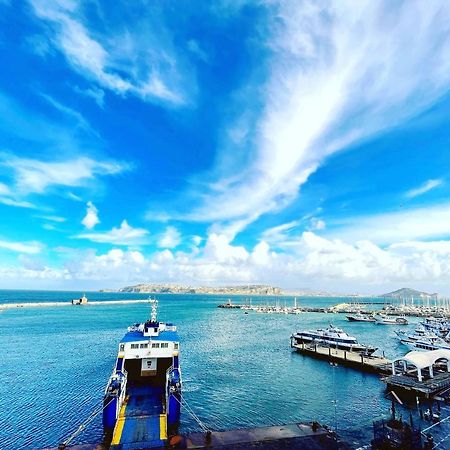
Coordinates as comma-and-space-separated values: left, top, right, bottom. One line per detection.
103, 299, 181, 448
375, 314, 408, 325
346, 313, 376, 322
291, 324, 377, 354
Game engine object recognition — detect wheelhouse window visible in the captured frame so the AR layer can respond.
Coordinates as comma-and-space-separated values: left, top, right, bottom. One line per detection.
161, 343, 169, 348
131, 344, 139, 349
152, 343, 160, 348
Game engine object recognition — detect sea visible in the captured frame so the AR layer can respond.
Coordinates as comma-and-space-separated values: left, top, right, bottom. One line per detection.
1, 290, 449, 450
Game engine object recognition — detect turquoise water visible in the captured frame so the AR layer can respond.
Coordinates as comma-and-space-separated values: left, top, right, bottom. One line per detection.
1, 291, 449, 449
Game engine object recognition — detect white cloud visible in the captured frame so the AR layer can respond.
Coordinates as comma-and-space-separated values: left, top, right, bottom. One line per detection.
81, 201, 99, 229
6, 231, 450, 294
75, 220, 149, 245
1, 154, 127, 194
405, 179, 443, 199
157, 226, 181, 249
29, 0, 190, 105
0, 239, 42, 254
179, 0, 450, 234
326, 202, 450, 245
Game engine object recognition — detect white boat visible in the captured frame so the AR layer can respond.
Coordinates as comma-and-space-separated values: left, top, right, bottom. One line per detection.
291, 324, 377, 354
421, 317, 450, 337
395, 326, 433, 343
402, 335, 450, 352
375, 314, 408, 325
346, 313, 376, 322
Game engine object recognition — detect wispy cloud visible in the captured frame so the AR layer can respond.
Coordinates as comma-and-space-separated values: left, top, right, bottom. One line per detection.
178, 0, 450, 234
0, 239, 42, 254
0, 182, 36, 208
405, 179, 443, 199
36, 215, 66, 223
39, 92, 95, 134
81, 201, 100, 229
72, 85, 105, 108
0, 154, 128, 194
75, 220, 149, 245
29, 0, 193, 105
326, 202, 450, 245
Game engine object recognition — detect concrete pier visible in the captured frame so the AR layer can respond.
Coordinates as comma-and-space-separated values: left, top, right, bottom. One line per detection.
42, 422, 345, 450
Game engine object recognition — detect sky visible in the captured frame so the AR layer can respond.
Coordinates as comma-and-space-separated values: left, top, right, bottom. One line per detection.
1, 0, 450, 295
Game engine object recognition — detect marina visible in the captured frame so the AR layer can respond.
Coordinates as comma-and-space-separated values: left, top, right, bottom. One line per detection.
4, 291, 450, 449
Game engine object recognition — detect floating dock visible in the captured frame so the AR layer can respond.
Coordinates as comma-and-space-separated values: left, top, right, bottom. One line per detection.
43, 422, 345, 450
291, 342, 392, 374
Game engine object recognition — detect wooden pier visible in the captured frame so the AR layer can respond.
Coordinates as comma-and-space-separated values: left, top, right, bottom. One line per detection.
292, 343, 392, 374
383, 371, 450, 398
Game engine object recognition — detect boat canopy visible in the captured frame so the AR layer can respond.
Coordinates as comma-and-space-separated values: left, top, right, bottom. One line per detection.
393, 349, 450, 370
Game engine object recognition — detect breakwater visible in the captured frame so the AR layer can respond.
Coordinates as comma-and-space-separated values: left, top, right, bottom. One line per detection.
0, 299, 150, 309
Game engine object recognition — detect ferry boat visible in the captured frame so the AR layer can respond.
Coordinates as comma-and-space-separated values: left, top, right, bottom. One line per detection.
103, 299, 181, 449
346, 313, 376, 322
291, 324, 377, 354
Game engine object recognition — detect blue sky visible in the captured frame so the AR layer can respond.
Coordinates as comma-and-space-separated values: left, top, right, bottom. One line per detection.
1, 0, 450, 294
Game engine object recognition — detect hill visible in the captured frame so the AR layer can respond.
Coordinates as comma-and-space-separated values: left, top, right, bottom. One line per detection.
117, 283, 283, 295
380, 287, 438, 299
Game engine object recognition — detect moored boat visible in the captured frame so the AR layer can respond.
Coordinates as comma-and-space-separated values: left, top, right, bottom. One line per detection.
375, 314, 408, 325
291, 324, 377, 354
400, 335, 450, 352
346, 313, 376, 322
103, 299, 181, 448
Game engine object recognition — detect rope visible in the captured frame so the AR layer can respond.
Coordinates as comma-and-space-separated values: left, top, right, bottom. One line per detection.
59, 398, 115, 448
172, 393, 211, 433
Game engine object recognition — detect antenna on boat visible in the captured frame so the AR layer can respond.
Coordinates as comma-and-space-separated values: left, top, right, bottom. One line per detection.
149, 297, 158, 322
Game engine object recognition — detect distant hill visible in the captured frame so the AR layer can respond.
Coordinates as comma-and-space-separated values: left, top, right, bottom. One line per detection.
117, 283, 282, 295
380, 287, 438, 299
